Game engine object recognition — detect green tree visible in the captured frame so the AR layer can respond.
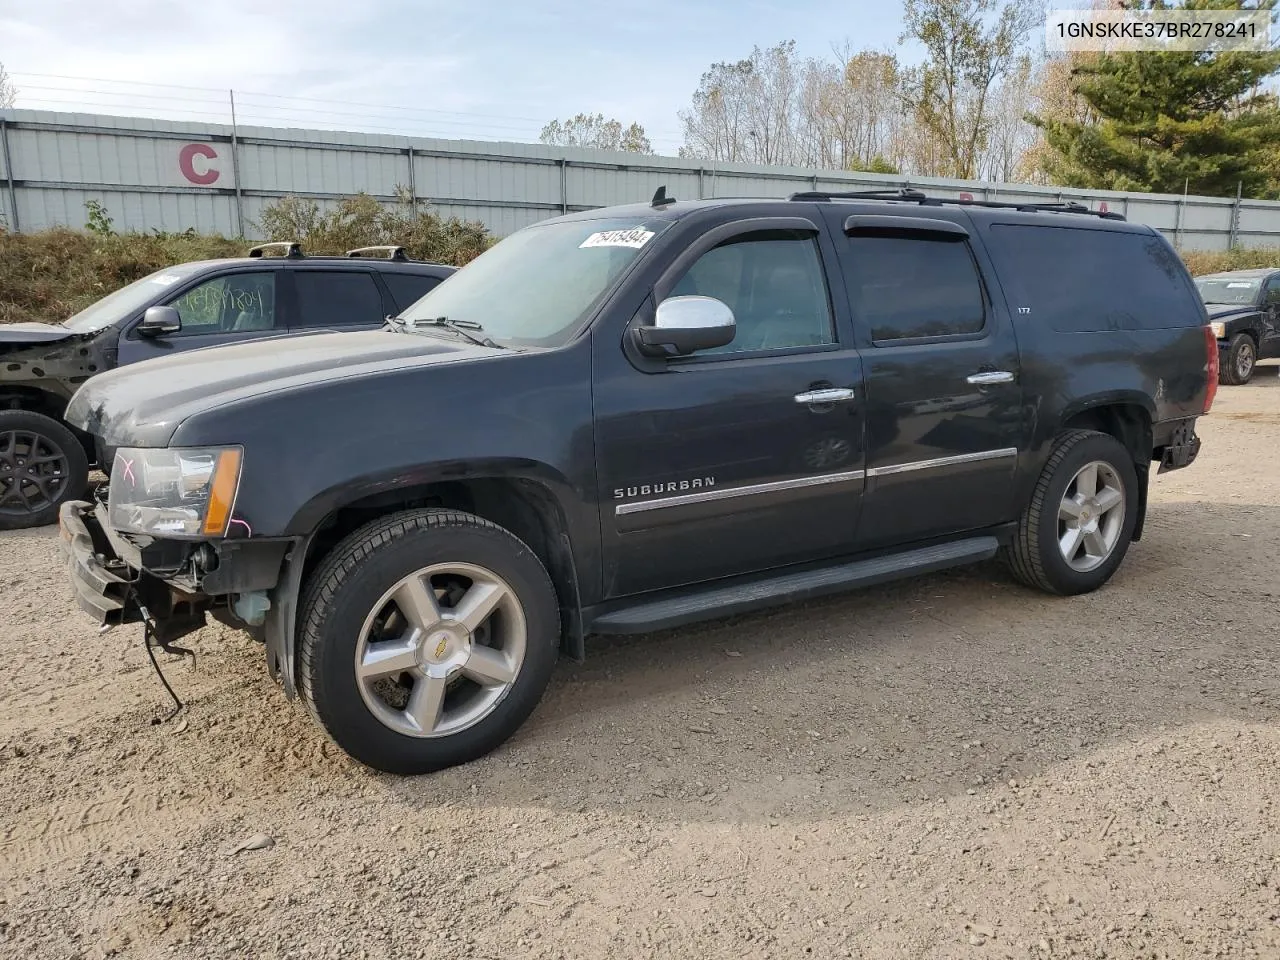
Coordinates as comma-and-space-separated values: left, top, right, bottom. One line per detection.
1032, 1, 1280, 198
900, 0, 1040, 178
852, 155, 901, 174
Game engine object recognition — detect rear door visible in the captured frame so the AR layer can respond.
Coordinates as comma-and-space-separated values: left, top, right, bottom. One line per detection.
821, 208, 1024, 551
116, 268, 283, 365
287, 267, 393, 334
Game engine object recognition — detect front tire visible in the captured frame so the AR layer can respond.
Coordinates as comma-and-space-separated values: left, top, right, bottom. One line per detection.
1001, 430, 1139, 596
0, 410, 89, 531
1220, 333, 1256, 385
298, 508, 560, 775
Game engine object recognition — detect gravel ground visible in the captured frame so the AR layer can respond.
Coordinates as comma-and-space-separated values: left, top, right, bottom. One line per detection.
3, 370, 1280, 960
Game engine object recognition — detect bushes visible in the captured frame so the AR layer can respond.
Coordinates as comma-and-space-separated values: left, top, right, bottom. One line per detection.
255, 190, 492, 266
1181, 247, 1280, 277
0, 193, 493, 325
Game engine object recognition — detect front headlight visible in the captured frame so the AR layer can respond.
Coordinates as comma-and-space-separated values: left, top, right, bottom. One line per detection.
108, 446, 243, 538
1210, 321, 1226, 339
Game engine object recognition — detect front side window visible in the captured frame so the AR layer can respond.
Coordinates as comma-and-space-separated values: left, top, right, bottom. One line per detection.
62, 263, 206, 333
399, 217, 672, 347
294, 272, 385, 328
668, 231, 835, 355
167, 272, 276, 336
840, 235, 985, 342
1265, 278, 1280, 306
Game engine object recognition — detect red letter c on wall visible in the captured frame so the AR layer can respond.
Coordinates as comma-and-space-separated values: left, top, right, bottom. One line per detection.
179, 143, 220, 185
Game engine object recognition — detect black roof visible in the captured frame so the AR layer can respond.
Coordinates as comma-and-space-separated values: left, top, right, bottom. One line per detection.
544, 187, 1142, 233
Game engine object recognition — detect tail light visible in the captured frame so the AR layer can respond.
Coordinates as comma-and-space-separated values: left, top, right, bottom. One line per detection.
1203, 325, 1218, 414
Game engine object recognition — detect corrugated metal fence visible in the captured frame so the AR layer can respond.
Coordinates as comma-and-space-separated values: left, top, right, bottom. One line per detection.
3, 108, 1280, 251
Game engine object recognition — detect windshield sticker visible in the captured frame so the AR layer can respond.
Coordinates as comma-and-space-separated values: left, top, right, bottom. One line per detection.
579, 228, 655, 250
1226, 281, 1253, 288
150, 274, 182, 286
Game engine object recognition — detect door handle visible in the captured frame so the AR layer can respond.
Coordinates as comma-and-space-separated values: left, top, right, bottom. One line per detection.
794, 387, 857, 405
966, 371, 1015, 385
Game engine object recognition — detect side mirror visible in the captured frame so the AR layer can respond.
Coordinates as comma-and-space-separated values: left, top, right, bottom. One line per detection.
636, 296, 736, 357
137, 305, 182, 337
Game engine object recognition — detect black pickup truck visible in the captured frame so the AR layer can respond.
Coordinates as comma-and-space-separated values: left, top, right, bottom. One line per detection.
58, 188, 1214, 775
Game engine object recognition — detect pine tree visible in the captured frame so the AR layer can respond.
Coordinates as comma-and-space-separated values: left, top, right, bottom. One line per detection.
1032, 2, 1280, 198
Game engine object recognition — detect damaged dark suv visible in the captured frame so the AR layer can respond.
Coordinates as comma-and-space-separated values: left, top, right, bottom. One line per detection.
59, 188, 1213, 776
0, 243, 453, 529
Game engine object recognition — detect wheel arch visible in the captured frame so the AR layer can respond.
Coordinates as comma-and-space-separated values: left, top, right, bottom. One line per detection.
1059, 399, 1152, 542
267, 467, 587, 699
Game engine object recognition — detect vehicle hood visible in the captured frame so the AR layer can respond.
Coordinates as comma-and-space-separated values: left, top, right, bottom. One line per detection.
0, 321, 75, 344
1204, 303, 1259, 321
65, 329, 503, 447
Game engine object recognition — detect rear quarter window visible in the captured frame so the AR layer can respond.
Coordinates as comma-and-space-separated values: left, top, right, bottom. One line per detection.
383, 273, 444, 312
986, 224, 1202, 332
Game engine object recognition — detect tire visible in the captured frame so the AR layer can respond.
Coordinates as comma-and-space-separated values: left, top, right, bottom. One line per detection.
1220, 333, 1256, 386
0, 409, 90, 531
298, 508, 560, 775
1001, 429, 1139, 596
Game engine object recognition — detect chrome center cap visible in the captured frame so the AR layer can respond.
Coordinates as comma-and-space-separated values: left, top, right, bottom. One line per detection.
419, 623, 471, 678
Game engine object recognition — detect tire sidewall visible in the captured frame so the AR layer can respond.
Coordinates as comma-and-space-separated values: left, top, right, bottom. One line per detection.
1034, 434, 1139, 595
0, 410, 90, 531
1234, 336, 1255, 383
301, 518, 559, 775
1223, 334, 1255, 385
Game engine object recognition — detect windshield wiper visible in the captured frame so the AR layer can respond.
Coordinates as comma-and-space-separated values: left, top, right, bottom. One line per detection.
386, 315, 503, 349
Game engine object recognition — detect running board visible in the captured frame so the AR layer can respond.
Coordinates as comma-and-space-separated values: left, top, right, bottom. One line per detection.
588, 536, 1000, 635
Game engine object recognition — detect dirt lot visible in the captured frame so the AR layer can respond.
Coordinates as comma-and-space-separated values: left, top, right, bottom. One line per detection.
3, 373, 1280, 960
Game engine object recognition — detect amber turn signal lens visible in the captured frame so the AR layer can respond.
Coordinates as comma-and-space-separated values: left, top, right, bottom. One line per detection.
201, 448, 243, 537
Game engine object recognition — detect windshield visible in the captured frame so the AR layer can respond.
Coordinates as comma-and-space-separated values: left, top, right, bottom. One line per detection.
1195, 277, 1261, 306
62, 263, 207, 332
399, 217, 672, 347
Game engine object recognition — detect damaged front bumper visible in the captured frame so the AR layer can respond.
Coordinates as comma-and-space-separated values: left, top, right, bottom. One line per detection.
58, 500, 294, 649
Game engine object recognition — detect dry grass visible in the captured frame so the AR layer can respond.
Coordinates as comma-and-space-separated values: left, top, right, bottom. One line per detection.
1182, 246, 1280, 276
0, 193, 493, 325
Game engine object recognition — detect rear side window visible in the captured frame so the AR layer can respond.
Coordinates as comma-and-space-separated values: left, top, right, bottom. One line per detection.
383, 273, 444, 312
294, 272, 385, 328
839, 236, 986, 342
987, 225, 1201, 331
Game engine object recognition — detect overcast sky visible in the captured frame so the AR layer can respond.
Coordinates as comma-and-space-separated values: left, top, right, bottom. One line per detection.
0, 0, 919, 153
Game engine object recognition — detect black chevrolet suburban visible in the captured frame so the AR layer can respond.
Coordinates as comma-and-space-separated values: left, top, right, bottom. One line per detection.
58, 188, 1214, 775
0, 243, 454, 530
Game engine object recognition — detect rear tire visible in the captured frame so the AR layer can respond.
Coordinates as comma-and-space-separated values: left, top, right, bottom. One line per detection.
1001, 430, 1139, 596
0, 410, 89, 531
298, 508, 560, 775
1220, 333, 1256, 385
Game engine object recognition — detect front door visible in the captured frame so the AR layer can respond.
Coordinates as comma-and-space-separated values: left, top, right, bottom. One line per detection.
117, 269, 283, 365
822, 208, 1025, 550
593, 218, 867, 598
1263, 275, 1280, 357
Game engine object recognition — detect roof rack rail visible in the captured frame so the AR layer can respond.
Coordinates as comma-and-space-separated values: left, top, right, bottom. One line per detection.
346, 245, 410, 261
788, 188, 1126, 220
788, 187, 928, 202
248, 241, 304, 258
